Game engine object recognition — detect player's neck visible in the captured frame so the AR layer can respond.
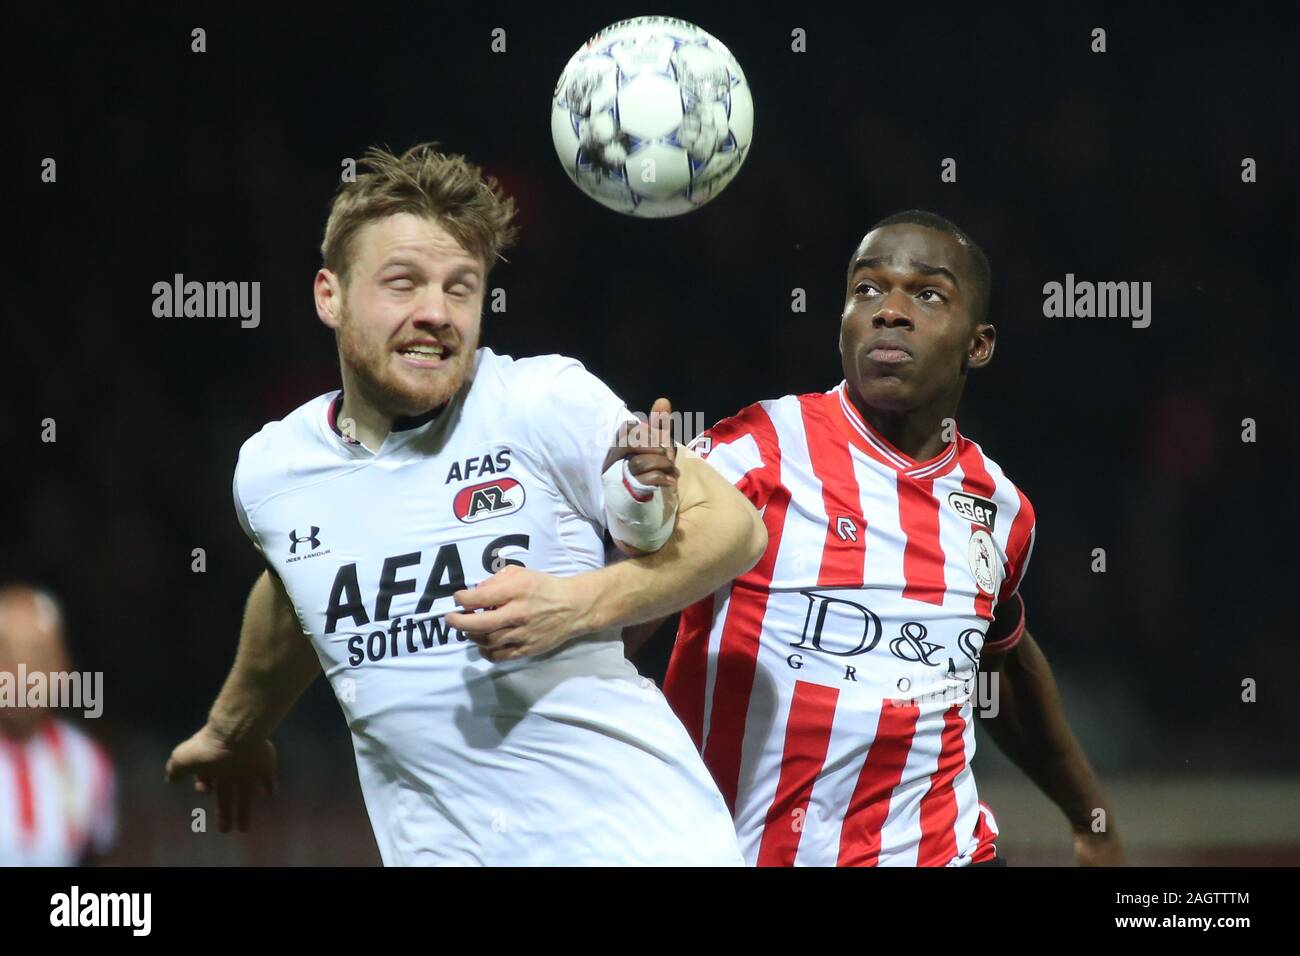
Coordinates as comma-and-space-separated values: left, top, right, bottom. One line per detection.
336, 391, 393, 451
851, 395, 960, 463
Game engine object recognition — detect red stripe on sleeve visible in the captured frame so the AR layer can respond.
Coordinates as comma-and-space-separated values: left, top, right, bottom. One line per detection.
982, 592, 1026, 657
998, 486, 1036, 603
798, 394, 866, 587
704, 403, 783, 510
837, 700, 920, 866
916, 705, 969, 866
755, 680, 840, 866
897, 475, 947, 606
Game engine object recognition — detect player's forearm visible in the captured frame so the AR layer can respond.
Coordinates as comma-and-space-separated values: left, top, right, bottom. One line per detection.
584, 451, 766, 631
206, 570, 320, 746
981, 631, 1113, 833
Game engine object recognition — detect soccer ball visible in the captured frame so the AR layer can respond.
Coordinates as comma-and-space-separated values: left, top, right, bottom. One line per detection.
551, 16, 754, 217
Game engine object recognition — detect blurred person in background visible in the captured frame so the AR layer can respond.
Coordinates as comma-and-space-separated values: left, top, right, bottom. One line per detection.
0, 585, 116, 865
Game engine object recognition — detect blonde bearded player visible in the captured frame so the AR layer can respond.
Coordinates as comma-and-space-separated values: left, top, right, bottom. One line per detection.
164, 143, 766, 865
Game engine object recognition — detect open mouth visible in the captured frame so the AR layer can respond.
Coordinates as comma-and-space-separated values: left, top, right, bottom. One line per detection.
396, 343, 451, 367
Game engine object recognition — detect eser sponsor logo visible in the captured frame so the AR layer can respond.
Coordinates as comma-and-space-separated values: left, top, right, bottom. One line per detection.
947, 492, 997, 530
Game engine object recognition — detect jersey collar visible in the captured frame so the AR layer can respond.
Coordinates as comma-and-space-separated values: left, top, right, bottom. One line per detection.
325, 391, 447, 450
830, 381, 961, 480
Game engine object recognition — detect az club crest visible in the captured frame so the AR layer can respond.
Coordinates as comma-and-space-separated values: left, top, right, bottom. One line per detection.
453, 478, 526, 524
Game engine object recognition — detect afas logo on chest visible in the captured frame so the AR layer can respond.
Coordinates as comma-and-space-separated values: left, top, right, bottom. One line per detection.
445, 449, 512, 484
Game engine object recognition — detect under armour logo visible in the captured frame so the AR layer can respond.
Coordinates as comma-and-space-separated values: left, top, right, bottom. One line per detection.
289, 527, 321, 553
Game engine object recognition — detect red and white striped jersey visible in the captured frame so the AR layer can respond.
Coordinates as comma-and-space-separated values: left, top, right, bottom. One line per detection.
664, 382, 1036, 866
0, 719, 115, 866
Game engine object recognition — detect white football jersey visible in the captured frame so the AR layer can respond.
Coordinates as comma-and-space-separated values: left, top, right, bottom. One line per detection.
233, 348, 741, 866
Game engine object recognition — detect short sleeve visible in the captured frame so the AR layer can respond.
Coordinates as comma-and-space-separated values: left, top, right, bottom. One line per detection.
523, 358, 638, 527
997, 490, 1036, 605
982, 591, 1025, 656
690, 402, 781, 511
233, 463, 264, 554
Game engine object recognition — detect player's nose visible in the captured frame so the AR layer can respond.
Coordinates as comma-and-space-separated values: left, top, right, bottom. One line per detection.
408, 284, 453, 327
872, 291, 914, 328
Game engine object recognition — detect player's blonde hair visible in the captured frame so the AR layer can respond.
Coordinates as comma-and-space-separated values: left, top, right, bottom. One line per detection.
321, 142, 519, 284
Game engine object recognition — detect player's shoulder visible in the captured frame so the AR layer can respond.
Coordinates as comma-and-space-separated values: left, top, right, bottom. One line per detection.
703, 391, 810, 448
47, 719, 113, 771
473, 347, 602, 396
958, 433, 1035, 518
234, 391, 338, 503
469, 348, 624, 436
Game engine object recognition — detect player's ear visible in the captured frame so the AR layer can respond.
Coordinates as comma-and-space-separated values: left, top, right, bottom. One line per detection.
315, 269, 343, 330
967, 321, 996, 370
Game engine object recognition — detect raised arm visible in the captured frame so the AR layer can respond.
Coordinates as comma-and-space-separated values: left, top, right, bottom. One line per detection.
164, 568, 320, 831
978, 624, 1125, 865
447, 442, 766, 662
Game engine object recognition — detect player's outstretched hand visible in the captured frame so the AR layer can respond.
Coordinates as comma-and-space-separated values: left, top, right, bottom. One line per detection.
1073, 828, 1126, 866
448, 565, 595, 663
164, 724, 277, 833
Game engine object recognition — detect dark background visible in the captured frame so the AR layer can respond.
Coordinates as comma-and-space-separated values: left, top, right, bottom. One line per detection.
7, 3, 1298, 863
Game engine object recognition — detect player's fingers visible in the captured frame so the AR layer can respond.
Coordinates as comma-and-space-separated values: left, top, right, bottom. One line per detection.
447, 607, 520, 636
195, 775, 212, 795
235, 780, 253, 832
625, 451, 675, 475
624, 455, 676, 476
626, 453, 678, 478
452, 586, 498, 610
216, 779, 234, 833
622, 418, 669, 454
649, 397, 674, 449
453, 568, 522, 610
626, 468, 676, 489
482, 636, 526, 662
